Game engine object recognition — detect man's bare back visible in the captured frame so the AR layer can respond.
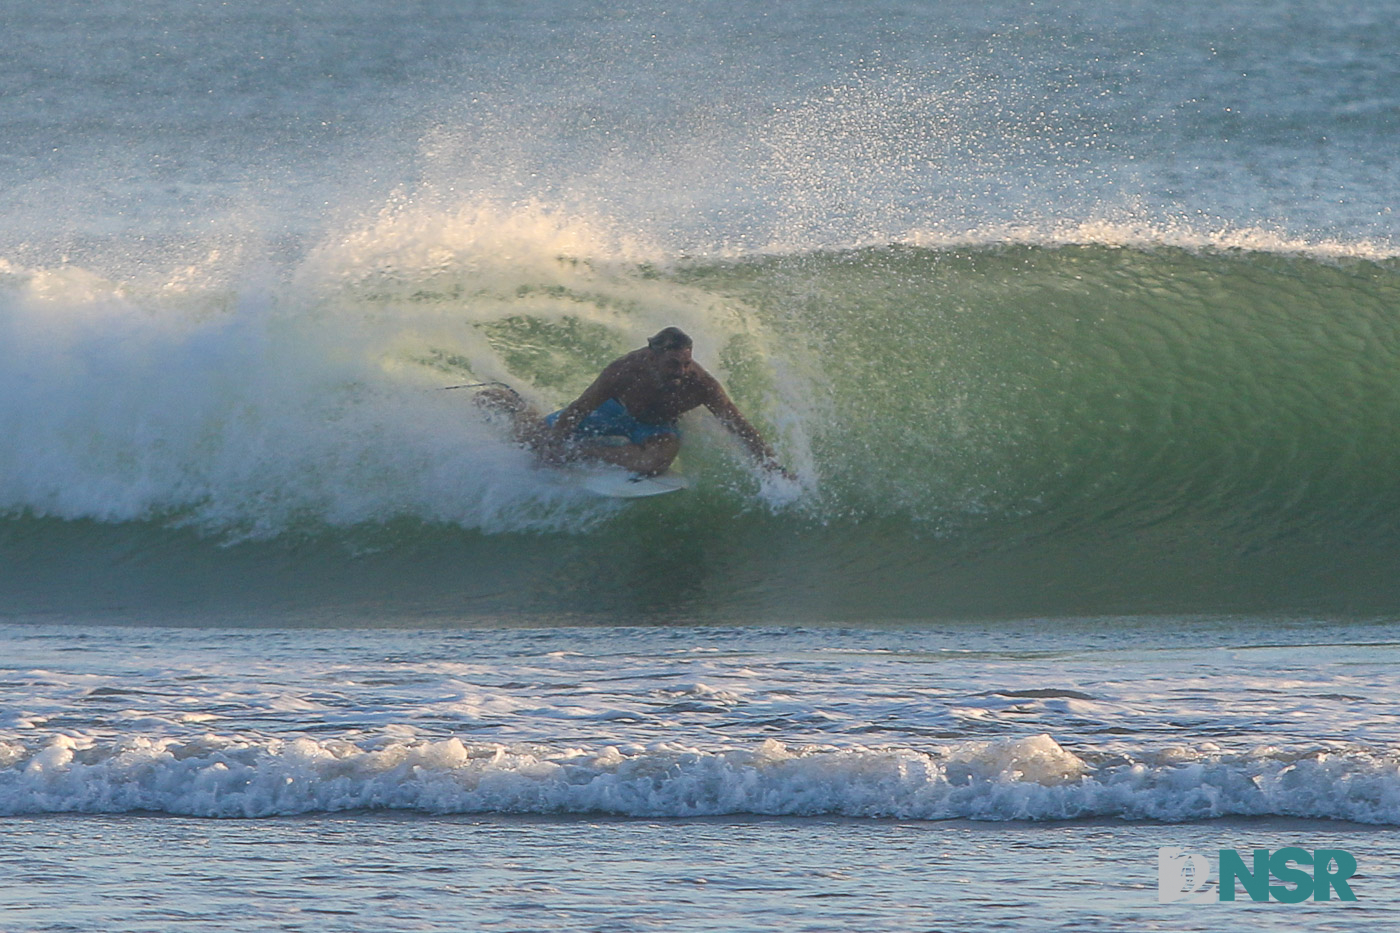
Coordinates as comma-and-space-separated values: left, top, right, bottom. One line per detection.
477, 327, 790, 478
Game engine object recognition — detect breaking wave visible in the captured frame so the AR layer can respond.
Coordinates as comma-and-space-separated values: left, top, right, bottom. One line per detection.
5, 209, 1400, 619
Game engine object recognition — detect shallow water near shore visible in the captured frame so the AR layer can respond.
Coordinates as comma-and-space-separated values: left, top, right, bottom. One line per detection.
5, 619, 1400, 929
5, 813, 1396, 932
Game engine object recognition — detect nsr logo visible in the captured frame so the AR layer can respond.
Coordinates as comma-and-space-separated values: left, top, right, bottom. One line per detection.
1158, 847, 1358, 903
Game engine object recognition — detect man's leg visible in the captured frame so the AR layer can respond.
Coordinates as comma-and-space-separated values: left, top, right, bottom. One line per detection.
477, 390, 679, 474
473, 388, 549, 447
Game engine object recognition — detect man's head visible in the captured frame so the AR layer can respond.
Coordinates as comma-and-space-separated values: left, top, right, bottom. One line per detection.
647, 326, 694, 382
647, 326, 692, 353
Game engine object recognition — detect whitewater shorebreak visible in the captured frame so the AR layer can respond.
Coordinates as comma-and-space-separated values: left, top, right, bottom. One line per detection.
6, 623, 1400, 824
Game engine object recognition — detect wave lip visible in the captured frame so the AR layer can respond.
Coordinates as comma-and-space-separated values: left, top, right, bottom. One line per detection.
6, 733, 1400, 825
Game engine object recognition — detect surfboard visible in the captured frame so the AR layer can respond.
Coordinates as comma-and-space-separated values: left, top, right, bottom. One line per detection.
572, 466, 689, 498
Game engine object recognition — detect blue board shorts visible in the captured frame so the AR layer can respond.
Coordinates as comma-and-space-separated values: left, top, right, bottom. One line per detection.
545, 398, 679, 446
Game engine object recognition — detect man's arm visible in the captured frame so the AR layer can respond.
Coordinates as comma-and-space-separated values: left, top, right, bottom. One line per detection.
703, 380, 793, 478
547, 360, 625, 441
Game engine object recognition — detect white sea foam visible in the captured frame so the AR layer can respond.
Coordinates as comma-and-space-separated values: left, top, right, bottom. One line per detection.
0, 195, 833, 539
0, 242, 767, 539
6, 731, 1400, 823
4, 623, 1400, 823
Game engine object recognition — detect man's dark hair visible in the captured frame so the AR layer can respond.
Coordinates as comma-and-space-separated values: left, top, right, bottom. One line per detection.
647, 326, 693, 352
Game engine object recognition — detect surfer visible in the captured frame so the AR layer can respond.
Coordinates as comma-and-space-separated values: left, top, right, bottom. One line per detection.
477, 327, 793, 478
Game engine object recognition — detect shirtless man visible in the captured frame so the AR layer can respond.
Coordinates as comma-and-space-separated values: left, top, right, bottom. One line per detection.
479, 327, 790, 478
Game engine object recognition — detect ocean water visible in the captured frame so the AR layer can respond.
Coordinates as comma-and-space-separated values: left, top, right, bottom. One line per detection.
3, 1, 1399, 929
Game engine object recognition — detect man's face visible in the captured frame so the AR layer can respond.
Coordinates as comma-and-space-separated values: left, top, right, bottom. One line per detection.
656, 346, 693, 383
